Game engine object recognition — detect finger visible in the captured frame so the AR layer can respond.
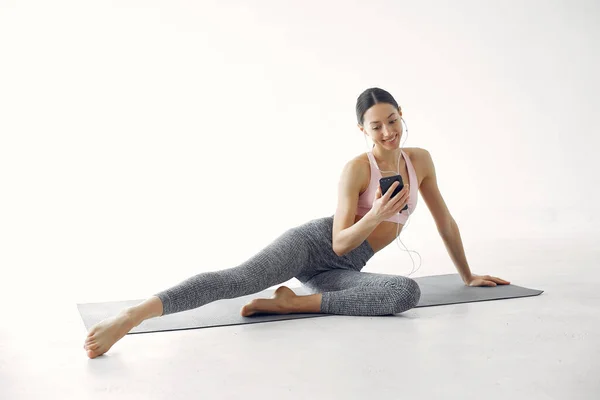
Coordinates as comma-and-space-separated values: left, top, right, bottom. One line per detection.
491, 276, 510, 284
389, 184, 408, 204
395, 185, 410, 208
375, 186, 382, 198
388, 189, 402, 207
484, 275, 506, 282
469, 279, 496, 287
383, 182, 400, 200
402, 185, 410, 199
399, 184, 409, 197
388, 192, 404, 211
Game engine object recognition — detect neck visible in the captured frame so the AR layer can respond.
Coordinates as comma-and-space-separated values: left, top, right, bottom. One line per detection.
372, 145, 403, 171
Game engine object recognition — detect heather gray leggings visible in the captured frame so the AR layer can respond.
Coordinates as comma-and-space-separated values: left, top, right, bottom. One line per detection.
154, 216, 421, 316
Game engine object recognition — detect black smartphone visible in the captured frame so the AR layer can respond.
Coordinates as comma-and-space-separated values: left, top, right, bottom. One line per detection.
379, 174, 408, 211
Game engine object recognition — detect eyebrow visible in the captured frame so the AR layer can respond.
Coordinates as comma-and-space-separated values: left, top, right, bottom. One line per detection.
369, 113, 396, 125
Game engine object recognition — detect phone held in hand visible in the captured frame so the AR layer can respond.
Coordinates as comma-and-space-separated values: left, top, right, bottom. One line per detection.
379, 175, 409, 211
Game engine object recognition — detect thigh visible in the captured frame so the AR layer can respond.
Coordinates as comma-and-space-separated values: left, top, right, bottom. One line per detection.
229, 226, 312, 287
304, 269, 411, 293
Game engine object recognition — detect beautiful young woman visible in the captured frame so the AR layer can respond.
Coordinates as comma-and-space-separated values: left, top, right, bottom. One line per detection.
83, 87, 510, 359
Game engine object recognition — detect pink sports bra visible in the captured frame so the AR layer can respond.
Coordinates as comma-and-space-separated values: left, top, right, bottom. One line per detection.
355, 149, 418, 224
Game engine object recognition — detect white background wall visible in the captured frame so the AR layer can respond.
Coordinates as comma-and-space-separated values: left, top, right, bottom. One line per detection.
1, 0, 598, 304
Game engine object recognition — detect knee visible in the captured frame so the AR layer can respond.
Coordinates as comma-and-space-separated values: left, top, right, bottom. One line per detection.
386, 277, 421, 314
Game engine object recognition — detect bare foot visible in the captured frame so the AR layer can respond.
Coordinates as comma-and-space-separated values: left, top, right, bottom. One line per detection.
83, 311, 136, 359
241, 286, 297, 317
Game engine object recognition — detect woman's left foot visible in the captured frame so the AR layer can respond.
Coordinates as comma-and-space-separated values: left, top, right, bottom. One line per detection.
241, 286, 297, 317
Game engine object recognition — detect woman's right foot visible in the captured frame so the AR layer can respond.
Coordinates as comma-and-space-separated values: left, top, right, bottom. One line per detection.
83, 311, 137, 359
240, 286, 298, 317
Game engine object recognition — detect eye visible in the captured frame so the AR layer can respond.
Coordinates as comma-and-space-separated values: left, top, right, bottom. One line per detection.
372, 126, 380, 130
389, 119, 398, 124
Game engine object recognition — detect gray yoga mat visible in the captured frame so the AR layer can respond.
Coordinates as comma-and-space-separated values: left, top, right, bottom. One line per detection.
77, 273, 543, 334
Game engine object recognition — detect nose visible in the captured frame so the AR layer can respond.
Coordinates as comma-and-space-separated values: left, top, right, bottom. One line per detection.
382, 124, 393, 138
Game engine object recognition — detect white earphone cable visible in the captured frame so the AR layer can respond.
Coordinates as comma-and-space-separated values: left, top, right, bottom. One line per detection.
362, 117, 422, 276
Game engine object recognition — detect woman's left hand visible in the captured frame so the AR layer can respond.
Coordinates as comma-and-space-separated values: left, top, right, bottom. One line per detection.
465, 274, 510, 287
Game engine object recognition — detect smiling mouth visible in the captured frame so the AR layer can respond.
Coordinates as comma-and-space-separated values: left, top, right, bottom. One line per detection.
384, 134, 398, 142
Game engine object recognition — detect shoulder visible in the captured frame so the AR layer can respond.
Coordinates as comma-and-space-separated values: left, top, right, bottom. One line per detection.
342, 152, 371, 194
403, 147, 435, 181
406, 147, 453, 229
403, 146, 430, 163
344, 153, 371, 179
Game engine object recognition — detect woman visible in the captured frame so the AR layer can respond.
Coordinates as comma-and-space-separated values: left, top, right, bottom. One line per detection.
83, 87, 510, 359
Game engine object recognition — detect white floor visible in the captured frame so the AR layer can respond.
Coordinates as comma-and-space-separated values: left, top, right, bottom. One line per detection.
2, 237, 599, 400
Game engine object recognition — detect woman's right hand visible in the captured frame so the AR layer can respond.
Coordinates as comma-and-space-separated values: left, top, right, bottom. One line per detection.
371, 181, 410, 223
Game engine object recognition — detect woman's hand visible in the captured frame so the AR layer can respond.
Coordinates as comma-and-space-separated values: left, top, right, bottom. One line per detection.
464, 274, 511, 287
371, 181, 410, 223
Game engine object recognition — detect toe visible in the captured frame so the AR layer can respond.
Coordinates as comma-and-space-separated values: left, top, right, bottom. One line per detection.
240, 304, 254, 317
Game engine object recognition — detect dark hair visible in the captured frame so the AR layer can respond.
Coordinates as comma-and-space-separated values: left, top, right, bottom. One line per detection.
355, 87, 399, 125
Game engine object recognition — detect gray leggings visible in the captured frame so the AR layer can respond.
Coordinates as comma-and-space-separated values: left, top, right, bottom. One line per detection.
154, 216, 421, 316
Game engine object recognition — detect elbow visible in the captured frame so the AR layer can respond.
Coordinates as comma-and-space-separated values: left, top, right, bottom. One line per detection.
438, 217, 456, 238
332, 240, 347, 257
332, 244, 344, 257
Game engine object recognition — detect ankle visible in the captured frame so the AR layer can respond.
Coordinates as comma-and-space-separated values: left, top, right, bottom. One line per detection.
124, 296, 164, 327
290, 294, 322, 313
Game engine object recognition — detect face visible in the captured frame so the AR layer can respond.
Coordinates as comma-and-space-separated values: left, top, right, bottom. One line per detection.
359, 103, 403, 148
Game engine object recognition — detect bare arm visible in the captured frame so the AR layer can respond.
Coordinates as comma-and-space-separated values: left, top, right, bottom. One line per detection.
332, 159, 380, 256
332, 157, 408, 256
332, 159, 392, 256
419, 148, 510, 287
419, 148, 472, 282
333, 211, 380, 256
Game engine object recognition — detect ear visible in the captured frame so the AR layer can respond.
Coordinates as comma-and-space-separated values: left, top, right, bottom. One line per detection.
397, 106, 402, 117
357, 123, 365, 134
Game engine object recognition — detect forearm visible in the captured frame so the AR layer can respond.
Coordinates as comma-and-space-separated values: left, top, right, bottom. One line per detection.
440, 219, 473, 284
333, 212, 381, 256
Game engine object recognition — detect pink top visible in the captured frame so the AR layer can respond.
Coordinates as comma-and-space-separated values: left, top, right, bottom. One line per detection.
355, 149, 418, 224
